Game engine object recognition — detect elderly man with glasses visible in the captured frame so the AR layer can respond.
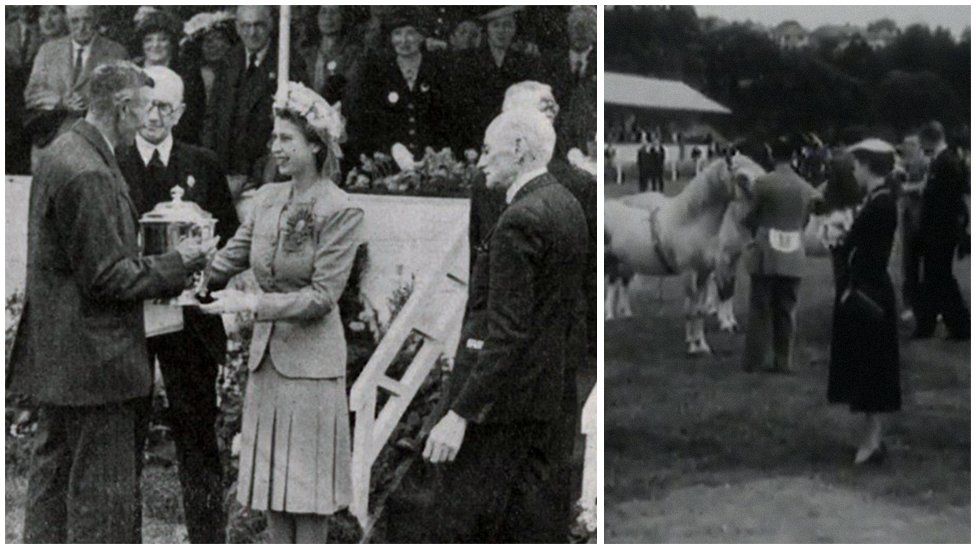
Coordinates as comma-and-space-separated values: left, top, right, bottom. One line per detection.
115, 65, 239, 543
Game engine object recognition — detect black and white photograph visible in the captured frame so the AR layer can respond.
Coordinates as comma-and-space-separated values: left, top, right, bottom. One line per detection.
4, 5, 597, 543
604, 4, 970, 543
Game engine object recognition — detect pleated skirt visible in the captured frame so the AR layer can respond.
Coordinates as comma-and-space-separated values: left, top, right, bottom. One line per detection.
236, 355, 352, 515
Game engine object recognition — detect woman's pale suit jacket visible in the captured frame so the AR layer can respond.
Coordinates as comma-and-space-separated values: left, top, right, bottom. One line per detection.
209, 181, 365, 378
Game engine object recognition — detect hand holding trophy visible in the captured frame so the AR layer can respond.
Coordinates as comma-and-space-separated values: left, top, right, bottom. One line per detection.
139, 185, 219, 305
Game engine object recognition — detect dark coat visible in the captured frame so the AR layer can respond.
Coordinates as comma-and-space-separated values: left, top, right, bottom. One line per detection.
348, 52, 451, 160
454, 47, 543, 151
116, 138, 240, 362
542, 47, 597, 154
173, 61, 208, 146
201, 43, 307, 178
827, 185, 900, 413
920, 147, 969, 241
637, 146, 665, 178
8, 120, 190, 406
451, 174, 587, 424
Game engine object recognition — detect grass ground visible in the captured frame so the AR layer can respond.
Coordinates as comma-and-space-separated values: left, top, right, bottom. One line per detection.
605, 178, 971, 542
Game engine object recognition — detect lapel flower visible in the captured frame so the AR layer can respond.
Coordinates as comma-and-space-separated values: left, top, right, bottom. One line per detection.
284, 202, 316, 252
327, 60, 338, 72
388, 91, 399, 104
420, 82, 430, 93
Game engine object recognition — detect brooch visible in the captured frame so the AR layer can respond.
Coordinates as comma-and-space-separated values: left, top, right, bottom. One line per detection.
186, 175, 196, 188
269, 71, 276, 80
327, 60, 337, 72
283, 202, 316, 252
388, 91, 399, 104
420, 82, 430, 93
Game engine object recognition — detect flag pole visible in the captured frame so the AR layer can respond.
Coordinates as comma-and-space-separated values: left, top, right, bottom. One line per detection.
278, 5, 290, 92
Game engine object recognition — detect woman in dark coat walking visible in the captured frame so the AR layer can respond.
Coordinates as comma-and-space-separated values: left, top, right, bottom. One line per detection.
827, 138, 901, 465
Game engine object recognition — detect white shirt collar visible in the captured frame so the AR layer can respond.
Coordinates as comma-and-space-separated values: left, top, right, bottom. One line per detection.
506, 166, 548, 204
570, 45, 593, 63
135, 133, 173, 167
246, 43, 270, 67
72, 39, 92, 58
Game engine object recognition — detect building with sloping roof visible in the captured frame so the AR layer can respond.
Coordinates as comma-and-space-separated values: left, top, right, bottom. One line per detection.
605, 72, 731, 145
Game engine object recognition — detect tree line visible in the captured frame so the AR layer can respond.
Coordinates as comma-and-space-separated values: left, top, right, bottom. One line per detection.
606, 6, 971, 145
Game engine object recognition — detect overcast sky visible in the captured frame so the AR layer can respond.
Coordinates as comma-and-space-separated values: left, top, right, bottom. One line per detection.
695, 5, 971, 38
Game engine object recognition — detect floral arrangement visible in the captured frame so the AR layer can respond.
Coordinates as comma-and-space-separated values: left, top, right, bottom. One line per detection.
180, 10, 236, 46
345, 144, 481, 198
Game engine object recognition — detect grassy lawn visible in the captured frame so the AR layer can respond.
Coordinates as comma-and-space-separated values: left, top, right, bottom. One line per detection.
604, 181, 971, 542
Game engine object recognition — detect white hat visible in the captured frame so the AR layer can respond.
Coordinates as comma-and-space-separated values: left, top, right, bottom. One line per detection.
846, 138, 895, 155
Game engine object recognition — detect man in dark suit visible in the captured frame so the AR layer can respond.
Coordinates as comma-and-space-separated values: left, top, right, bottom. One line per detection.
650, 139, 666, 192
741, 137, 821, 373
541, 6, 596, 156
8, 61, 215, 543
914, 121, 970, 340
23, 6, 128, 159
202, 5, 307, 198
390, 108, 586, 542
116, 66, 238, 543
637, 136, 653, 192
6, 6, 43, 174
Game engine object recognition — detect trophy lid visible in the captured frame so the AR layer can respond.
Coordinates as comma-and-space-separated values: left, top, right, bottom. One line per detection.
140, 185, 216, 225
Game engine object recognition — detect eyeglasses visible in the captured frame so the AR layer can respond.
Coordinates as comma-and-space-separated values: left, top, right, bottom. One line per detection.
148, 100, 176, 117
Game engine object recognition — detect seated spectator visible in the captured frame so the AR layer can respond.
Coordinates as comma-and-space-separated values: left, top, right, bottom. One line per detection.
133, 8, 207, 145
23, 5, 128, 168
347, 7, 451, 161
301, 6, 363, 104
180, 10, 237, 105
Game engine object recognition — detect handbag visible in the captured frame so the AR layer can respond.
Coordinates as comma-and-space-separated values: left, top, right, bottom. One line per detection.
841, 286, 885, 322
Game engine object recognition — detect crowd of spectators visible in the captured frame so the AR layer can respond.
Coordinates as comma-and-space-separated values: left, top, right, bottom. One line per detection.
6, 5, 598, 197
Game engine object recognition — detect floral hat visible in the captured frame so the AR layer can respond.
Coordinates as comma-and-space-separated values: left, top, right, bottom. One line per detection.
273, 81, 346, 180
180, 10, 236, 47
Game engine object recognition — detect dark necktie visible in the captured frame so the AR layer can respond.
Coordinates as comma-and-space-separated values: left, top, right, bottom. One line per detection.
72, 46, 85, 85
245, 52, 258, 77
147, 149, 166, 194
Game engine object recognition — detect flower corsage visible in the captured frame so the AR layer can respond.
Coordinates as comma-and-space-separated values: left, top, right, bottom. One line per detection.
284, 203, 316, 252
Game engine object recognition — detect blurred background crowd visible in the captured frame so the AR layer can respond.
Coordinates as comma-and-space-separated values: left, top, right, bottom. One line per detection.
5, 5, 597, 195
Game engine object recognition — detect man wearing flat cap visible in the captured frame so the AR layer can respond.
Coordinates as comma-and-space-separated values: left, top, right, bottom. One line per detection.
9, 60, 217, 543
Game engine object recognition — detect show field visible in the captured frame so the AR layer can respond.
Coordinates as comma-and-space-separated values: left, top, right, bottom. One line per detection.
604, 181, 971, 543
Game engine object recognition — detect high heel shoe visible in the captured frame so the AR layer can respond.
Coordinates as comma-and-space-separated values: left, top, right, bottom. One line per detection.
854, 441, 887, 465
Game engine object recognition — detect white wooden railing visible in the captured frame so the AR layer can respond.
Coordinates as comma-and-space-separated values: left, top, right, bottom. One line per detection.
348, 226, 468, 527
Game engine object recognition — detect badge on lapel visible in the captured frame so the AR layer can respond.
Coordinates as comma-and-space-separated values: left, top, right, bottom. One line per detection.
186, 175, 196, 189
327, 60, 338, 72
388, 91, 399, 104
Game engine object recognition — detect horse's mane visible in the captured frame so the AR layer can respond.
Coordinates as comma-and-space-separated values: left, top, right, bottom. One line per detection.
673, 156, 761, 216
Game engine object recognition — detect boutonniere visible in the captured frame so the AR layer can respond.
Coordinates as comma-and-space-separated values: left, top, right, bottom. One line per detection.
420, 82, 430, 93
327, 60, 337, 72
284, 202, 316, 252
186, 175, 196, 189
388, 91, 399, 104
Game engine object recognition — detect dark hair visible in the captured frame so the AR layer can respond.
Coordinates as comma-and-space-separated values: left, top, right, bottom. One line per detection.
89, 61, 153, 116
919, 120, 945, 146
851, 148, 895, 177
274, 110, 331, 172
767, 136, 794, 163
135, 9, 182, 58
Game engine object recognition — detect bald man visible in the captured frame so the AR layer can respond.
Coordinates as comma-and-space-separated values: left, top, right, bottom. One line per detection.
386, 109, 587, 542
116, 66, 238, 543
202, 5, 308, 197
